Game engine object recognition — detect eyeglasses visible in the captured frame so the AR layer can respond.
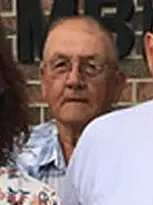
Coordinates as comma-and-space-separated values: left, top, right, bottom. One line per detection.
44, 56, 113, 78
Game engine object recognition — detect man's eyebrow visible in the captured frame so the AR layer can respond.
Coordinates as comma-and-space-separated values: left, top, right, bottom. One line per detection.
80, 55, 104, 62
50, 53, 69, 60
80, 55, 98, 60
48, 53, 102, 62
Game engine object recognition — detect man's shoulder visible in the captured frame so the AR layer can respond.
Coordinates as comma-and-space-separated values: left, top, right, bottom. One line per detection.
15, 119, 59, 171
88, 100, 153, 132
75, 100, 153, 152
31, 119, 56, 135
29, 119, 57, 142
70, 100, 153, 180
17, 119, 58, 157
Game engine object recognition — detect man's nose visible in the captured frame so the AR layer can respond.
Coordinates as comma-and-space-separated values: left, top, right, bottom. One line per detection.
66, 63, 85, 89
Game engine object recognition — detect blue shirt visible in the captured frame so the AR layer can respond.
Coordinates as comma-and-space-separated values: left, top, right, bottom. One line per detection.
16, 119, 67, 191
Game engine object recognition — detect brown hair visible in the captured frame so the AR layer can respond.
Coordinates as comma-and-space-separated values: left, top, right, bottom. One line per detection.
0, 18, 29, 165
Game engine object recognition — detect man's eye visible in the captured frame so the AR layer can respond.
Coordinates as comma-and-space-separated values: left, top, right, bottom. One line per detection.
84, 62, 102, 76
51, 60, 70, 73
85, 63, 97, 72
88, 63, 96, 69
54, 61, 68, 68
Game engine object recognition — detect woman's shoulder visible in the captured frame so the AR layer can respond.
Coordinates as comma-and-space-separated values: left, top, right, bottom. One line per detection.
0, 166, 60, 204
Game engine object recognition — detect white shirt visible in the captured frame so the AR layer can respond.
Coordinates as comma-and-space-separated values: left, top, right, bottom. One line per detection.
61, 100, 153, 205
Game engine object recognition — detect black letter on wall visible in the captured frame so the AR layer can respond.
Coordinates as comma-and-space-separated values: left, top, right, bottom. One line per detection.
48, 0, 78, 25
17, 0, 45, 62
143, 0, 153, 34
84, 0, 135, 59
116, 0, 135, 58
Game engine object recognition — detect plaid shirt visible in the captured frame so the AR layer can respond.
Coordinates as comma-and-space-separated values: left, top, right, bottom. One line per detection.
15, 119, 67, 192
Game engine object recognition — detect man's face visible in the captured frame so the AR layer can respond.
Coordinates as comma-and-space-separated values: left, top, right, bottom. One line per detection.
41, 20, 124, 126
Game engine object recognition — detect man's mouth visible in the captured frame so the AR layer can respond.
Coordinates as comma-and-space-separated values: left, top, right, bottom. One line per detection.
64, 98, 88, 104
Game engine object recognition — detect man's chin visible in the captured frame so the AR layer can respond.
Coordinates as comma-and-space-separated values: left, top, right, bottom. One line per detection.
59, 110, 91, 124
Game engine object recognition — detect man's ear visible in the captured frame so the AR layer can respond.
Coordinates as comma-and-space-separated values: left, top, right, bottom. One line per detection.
40, 61, 46, 100
144, 32, 153, 75
113, 71, 126, 103
40, 61, 45, 77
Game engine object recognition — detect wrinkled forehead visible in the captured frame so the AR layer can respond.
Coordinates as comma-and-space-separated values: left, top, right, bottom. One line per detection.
43, 20, 107, 61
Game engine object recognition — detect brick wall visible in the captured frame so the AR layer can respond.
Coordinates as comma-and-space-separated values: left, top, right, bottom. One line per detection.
0, 0, 151, 126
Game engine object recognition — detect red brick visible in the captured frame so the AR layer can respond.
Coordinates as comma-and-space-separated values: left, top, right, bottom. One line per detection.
28, 107, 41, 125
18, 63, 40, 80
0, 0, 12, 11
1, 17, 16, 35
44, 107, 51, 121
137, 81, 153, 102
119, 82, 132, 102
27, 84, 43, 103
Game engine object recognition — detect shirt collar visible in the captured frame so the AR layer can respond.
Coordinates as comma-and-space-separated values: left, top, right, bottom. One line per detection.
17, 119, 66, 174
36, 119, 66, 170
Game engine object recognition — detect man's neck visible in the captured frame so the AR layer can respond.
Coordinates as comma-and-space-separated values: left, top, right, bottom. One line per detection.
56, 121, 83, 165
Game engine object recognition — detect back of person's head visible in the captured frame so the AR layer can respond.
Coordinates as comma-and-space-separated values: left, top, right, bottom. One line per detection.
0, 17, 29, 165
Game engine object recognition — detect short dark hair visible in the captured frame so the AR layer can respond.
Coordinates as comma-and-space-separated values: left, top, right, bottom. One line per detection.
0, 18, 29, 165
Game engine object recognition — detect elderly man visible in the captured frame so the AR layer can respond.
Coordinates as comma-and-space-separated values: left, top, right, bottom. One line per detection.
16, 15, 125, 190
61, 31, 153, 204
